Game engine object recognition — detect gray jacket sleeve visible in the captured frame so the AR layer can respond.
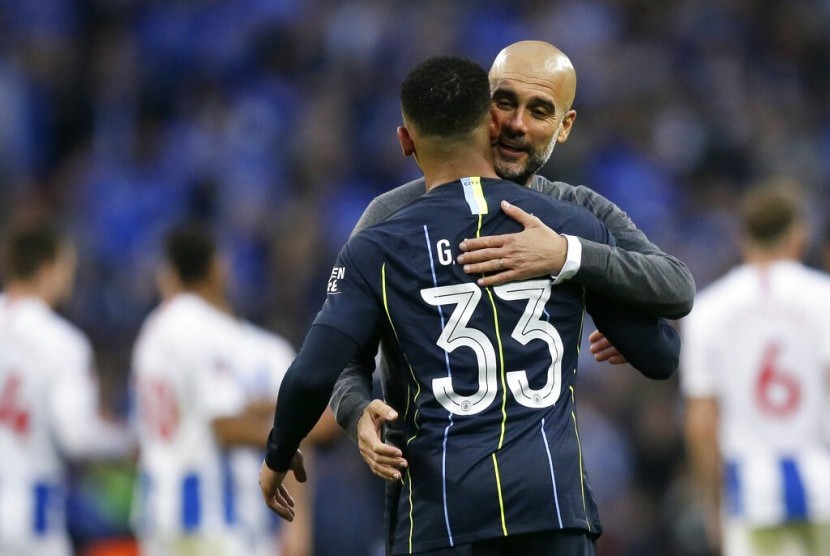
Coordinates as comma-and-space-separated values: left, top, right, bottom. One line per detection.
539, 177, 695, 318
329, 178, 427, 441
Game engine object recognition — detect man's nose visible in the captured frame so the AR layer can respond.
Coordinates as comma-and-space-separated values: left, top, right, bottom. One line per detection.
503, 109, 529, 134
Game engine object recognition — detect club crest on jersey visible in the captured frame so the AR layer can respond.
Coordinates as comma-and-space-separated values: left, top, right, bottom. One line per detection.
327, 266, 345, 294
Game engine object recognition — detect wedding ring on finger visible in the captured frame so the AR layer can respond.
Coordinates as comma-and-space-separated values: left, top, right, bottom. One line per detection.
498, 258, 504, 270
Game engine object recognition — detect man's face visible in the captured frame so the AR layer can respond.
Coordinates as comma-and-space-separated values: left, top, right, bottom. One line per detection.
489, 79, 566, 186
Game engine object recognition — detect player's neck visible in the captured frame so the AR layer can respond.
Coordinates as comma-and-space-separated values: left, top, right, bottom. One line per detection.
180, 284, 232, 314
421, 149, 499, 192
4, 281, 52, 307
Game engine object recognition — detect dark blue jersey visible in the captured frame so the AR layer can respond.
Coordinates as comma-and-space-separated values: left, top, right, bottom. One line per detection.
311, 177, 676, 553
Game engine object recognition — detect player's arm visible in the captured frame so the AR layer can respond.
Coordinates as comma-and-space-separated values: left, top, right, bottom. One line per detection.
684, 396, 721, 551
329, 349, 376, 442
568, 184, 694, 318
457, 183, 695, 319
585, 292, 680, 379
329, 181, 425, 441
212, 401, 274, 448
262, 324, 366, 519
264, 237, 383, 519
49, 340, 133, 460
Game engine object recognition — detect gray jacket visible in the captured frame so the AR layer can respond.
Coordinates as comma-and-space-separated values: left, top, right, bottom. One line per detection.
329, 175, 695, 439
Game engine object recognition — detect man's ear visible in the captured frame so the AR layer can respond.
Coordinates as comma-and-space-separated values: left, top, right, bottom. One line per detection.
397, 125, 415, 157
557, 109, 577, 143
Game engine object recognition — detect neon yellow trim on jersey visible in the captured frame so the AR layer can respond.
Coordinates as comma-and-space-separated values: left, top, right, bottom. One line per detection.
382, 263, 421, 436
491, 453, 508, 536
485, 286, 508, 448
380, 263, 421, 411
407, 469, 415, 553
570, 387, 592, 532
461, 176, 488, 215
383, 264, 421, 550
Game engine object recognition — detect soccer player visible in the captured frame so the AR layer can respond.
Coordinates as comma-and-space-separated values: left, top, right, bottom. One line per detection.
0, 221, 132, 556
131, 226, 307, 556
682, 182, 830, 556
330, 39, 694, 480
260, 56, 679, 555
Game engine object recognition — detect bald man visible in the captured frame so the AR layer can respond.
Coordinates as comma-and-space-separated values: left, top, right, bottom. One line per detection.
330, 41, 693, 475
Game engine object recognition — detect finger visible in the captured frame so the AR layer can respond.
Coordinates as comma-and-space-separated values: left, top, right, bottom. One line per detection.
267, 496, 296, 521
358, 430, 403, 457
592, 346, 619, 362
589, 337, 612, 353
360, 443, 405, 467
367, 400, 398, 422
476, 269, 522, 288
359, 448, 404, 481
371, 442, 403, 459
262, 488, 295, 521
588, 330, 605, 343
607, 355, 627, 365
462, 257, 508, 276
459, 235, 504, 253
501, 201, 540, 228
278, 485, 295, 508
370, 460, 406, 481
457, 247, 505, 266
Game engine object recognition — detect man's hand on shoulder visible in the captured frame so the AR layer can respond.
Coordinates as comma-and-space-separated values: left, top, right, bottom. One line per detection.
457, 201, 568, 287
358, 399, 408, 481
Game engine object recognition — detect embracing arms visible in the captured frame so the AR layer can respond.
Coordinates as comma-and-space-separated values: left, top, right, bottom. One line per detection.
457, 179, 695, 319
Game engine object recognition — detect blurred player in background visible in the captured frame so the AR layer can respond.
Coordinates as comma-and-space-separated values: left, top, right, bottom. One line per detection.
0, 221, 132, 556
131, 226, 314, 556
682, 181, 830, 556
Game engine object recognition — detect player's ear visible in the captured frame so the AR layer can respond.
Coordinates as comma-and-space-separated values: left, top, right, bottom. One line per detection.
397, 126, 415, 157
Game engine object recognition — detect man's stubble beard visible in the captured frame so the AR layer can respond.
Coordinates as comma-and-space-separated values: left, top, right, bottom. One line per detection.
494, 125, 561, 186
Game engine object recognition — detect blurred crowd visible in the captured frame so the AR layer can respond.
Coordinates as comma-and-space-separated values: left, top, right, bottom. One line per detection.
1, 0, 829, 555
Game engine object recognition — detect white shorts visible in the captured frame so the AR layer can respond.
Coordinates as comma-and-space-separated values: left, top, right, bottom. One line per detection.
724, 520, 830, 556
0, 536, 72, 556
138, 533, 246, 556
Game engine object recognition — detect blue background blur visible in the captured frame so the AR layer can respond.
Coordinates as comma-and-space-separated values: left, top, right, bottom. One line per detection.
1, 1, 829, 555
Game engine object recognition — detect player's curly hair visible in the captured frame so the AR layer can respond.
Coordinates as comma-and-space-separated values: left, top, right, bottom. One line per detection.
400, 56, 491, 138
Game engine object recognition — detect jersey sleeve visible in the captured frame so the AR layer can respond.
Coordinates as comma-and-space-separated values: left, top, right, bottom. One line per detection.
48, 332, 133, 459
312, 235, 384, 348
556, 181, 695, 319
585, 294, 680, 379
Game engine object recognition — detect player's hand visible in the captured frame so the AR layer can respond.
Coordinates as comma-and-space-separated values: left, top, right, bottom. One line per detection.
260, 451, 304, 521
589, 330, 627, 364
457, 201, 568, 287
358, 399, 407, 481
